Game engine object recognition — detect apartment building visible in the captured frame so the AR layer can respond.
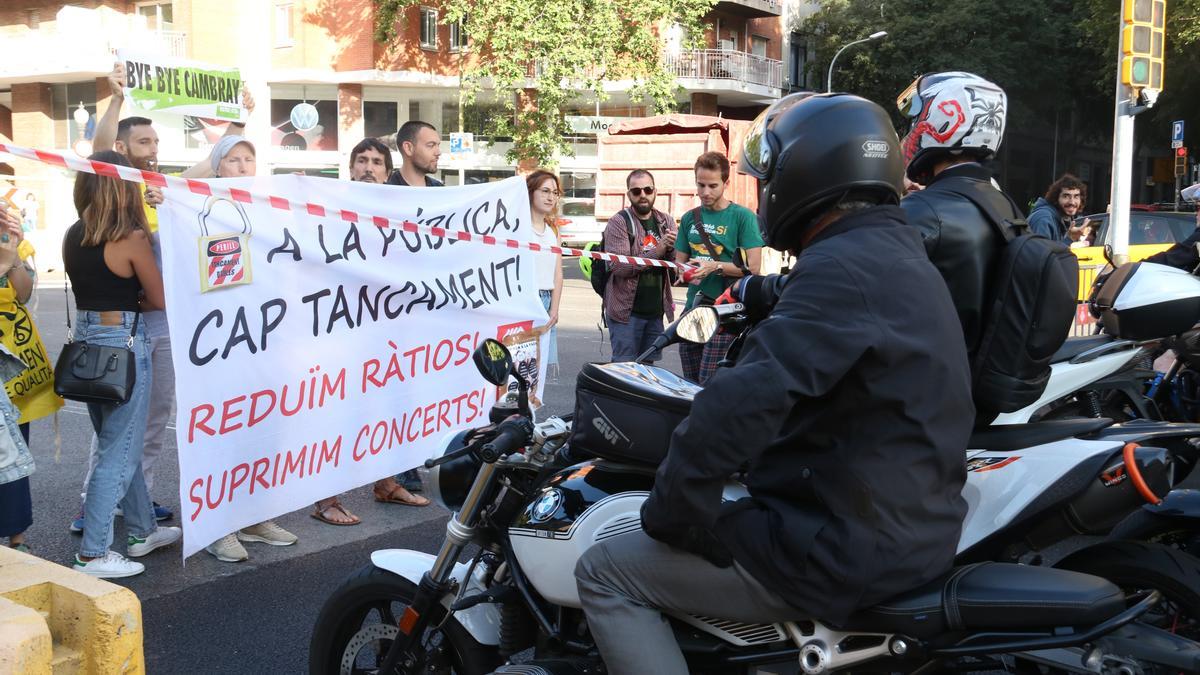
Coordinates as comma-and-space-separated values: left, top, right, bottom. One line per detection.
1, 0, 811, 254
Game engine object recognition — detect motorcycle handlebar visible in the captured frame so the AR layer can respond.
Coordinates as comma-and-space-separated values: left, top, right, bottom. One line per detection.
480, 416, 534, 462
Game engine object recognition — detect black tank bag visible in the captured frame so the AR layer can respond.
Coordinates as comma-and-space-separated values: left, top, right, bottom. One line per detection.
943, 182, 1080, 415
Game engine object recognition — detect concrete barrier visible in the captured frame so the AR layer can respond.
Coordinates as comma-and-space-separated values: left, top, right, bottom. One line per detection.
0, 546, 144, 674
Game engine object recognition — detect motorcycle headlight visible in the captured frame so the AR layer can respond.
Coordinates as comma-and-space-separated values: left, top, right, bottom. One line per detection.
426, 429, 482, 512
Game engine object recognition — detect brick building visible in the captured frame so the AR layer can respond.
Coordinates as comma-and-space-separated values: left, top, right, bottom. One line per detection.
0, 1, 811, 264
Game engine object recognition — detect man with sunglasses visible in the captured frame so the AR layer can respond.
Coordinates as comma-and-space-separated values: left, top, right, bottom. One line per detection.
603, 170, 677, 362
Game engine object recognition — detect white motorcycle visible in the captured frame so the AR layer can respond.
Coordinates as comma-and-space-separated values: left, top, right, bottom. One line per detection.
310, 315, 1200, 674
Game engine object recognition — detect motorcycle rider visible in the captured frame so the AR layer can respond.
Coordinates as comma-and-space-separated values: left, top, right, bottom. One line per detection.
574, 93, 974, 674
896, 72, 1011, 373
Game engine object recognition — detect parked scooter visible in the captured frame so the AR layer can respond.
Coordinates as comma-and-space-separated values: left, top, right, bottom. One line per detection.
310, 311, 1200, 674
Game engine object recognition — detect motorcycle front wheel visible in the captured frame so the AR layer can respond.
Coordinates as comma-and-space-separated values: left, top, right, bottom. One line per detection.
308, 563, 500, 675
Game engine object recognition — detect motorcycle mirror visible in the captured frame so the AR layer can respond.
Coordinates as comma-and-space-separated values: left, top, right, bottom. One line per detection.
635, 305, 720, 363
676, 306, 720, 344
472, 339, 514, 386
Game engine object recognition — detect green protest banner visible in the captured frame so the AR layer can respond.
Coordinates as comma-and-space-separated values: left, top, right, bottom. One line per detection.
116, 49, 245, 122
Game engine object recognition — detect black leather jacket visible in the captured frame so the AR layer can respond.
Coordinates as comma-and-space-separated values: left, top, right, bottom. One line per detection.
901, 163, 1009, 358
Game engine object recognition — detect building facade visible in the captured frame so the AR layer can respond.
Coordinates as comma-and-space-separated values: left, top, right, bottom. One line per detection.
1, 0, 811, 265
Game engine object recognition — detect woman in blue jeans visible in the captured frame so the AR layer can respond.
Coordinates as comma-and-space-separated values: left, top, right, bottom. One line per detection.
63, 151, 180, 578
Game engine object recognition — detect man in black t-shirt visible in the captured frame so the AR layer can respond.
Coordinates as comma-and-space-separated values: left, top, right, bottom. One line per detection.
602, 170, 677, 362
386, 121, 444, 187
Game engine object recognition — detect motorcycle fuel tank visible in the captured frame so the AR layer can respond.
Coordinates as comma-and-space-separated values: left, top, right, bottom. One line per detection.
508, 460, 747, 608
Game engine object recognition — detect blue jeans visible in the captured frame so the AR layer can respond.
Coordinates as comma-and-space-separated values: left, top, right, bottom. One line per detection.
608, 314, 664, 362
539, 290, 558, 367
77, 311, 156, 558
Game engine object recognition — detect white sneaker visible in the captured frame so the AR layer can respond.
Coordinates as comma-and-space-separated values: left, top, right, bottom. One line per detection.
205, 533, 248, 562
73, 551, 144, 579
237, 520, 298, 547
127, 526, 181, 558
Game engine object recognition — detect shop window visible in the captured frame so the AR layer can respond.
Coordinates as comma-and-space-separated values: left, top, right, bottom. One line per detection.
364, 101, 399, 148
465, 169, 514, 184
270, 99, 339, 151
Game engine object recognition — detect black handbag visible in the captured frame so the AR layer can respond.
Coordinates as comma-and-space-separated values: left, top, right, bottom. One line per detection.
53, 286, 139, 405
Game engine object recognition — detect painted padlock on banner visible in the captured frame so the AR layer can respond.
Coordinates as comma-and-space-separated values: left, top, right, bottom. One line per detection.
197, 196, 253, 293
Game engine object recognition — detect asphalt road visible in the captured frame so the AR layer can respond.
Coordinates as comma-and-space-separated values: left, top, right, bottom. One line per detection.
21, 262, 685, 674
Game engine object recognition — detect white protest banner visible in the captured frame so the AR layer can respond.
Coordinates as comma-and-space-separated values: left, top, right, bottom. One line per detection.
158, 175, 547, 557
117, 49, 245, 122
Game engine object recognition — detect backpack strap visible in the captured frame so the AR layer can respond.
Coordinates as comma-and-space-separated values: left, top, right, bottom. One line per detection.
690, 206, 722, 260
621, 208, 638, 250
935, 180, 1029, 243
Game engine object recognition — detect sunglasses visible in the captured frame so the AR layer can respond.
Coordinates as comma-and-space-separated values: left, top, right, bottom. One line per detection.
628, 186, 656, 196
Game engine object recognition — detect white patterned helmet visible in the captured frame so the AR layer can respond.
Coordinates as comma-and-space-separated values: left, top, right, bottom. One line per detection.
896, 72, 1007, 182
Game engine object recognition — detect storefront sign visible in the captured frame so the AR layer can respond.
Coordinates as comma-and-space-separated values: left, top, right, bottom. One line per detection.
565, 116, 632, 135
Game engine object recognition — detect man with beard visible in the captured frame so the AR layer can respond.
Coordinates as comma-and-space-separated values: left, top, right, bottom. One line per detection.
602, 170, 678, 362
386, 121, 443, 187
1028, 174, 1091, 243
347, 137, 392, 183
312, 135, 431, 522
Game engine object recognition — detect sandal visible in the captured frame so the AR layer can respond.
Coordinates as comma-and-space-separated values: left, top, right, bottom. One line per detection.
311, 501, 362, 526
373, 484, 430, 507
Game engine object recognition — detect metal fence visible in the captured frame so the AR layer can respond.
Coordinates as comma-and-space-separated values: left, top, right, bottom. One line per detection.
665, 49, 785, 90
1070, 263, 1108, 337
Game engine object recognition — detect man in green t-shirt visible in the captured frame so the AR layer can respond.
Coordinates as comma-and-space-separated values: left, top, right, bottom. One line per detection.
675, 152, 764, 383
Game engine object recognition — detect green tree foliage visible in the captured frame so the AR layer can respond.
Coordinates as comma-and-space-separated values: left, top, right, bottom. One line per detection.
802, 0, 1199, 166
373, 0, 715, 166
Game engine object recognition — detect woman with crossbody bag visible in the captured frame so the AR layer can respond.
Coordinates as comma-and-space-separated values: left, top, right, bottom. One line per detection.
63, 151, 179, 578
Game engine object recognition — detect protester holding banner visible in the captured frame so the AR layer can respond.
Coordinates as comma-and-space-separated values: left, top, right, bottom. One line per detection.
309, 137, 401, 527
527, 170, 563, 376
69, 62, 258, 535
195, 136, 300, 561
0, 208, 40, 554
65, 151, 181, 578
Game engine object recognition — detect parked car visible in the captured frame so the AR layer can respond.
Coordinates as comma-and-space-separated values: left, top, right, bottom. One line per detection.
1070, 210, 1199, 299
556, 198, 603, 246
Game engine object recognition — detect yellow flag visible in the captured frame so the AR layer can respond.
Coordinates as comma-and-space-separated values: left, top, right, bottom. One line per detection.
0, 286, 64, 423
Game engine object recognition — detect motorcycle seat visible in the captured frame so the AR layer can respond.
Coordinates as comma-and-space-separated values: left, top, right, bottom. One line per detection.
968, 418, 1113, 451
1050, 334, 1115, 363
843, 562, 1125, 640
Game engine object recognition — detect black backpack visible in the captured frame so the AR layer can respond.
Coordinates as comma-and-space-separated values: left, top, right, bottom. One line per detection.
942, 182, 1080, 415
590, 210, 637, 298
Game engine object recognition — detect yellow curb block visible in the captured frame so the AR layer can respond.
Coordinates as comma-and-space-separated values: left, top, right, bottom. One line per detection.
0, 546, 143, 674
0, 596, 51, 675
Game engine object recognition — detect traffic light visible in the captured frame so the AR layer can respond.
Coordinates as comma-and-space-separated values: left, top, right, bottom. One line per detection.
1177, 146, 1188, 177
1121, 0, 1167, 91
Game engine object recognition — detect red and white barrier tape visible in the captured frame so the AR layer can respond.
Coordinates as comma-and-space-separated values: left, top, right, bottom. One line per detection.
0, 141, 692, 273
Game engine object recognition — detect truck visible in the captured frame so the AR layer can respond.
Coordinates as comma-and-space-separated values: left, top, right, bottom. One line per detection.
592, 113, 787, 274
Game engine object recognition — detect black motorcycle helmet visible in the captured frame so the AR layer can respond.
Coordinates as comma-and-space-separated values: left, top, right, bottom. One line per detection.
740, 92, 904, 252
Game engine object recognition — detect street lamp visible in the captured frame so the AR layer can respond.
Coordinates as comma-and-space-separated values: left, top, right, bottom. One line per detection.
827, 31, 888, 93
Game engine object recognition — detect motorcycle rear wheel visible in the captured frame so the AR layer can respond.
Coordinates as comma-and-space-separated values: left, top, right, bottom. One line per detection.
308, 563, 500, 675
1054, 540, 1200, 641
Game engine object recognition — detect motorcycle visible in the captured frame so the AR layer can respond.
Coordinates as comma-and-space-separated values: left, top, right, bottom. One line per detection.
310, 309, 1200, 674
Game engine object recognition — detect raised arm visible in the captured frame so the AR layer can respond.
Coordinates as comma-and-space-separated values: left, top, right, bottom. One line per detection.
92, 63, 126, 153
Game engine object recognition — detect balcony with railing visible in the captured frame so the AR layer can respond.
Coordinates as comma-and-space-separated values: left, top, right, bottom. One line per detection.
714, 0, 783, 18
0, 6, 188, 83
666, 49, 784, 98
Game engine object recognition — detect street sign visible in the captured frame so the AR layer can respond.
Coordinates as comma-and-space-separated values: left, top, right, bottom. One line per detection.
449, 132, 474, 154
1173, 120, 1185, 143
